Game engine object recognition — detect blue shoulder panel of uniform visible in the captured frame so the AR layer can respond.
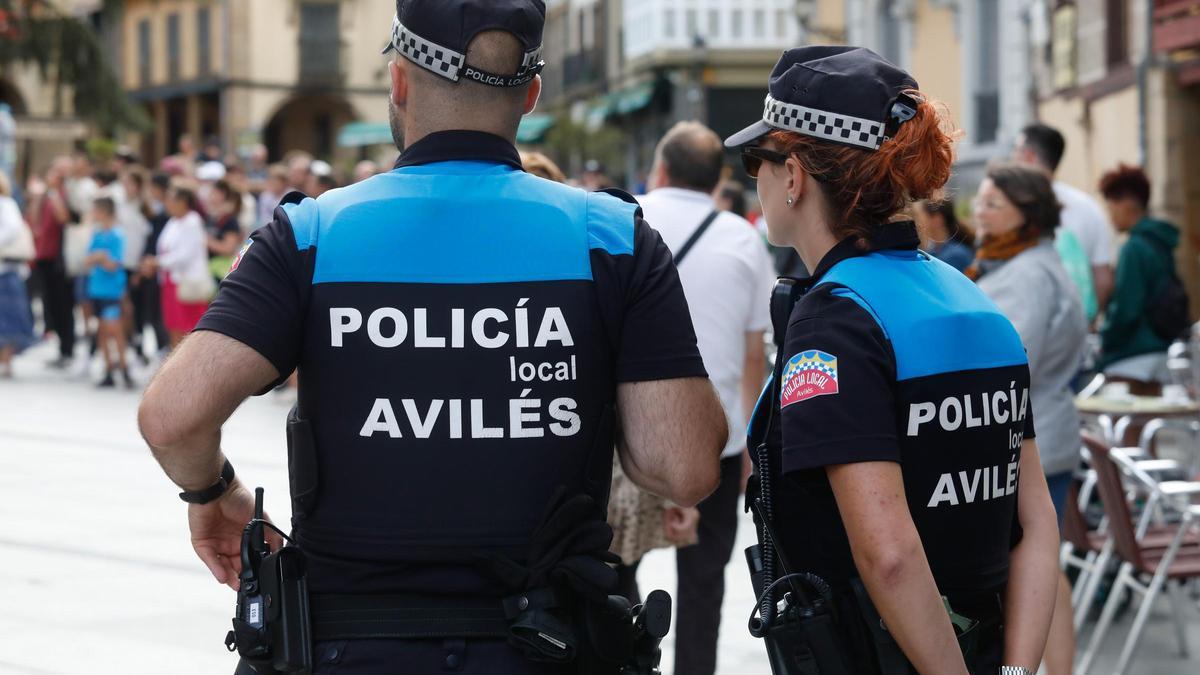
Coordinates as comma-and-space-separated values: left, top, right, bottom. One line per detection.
288, 162, 633, 284
281, 196, 320, 252
818, 250, 1028, 381
585, 190, 637, 256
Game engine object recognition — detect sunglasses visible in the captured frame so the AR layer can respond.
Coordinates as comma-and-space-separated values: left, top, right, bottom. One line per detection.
741, 147, 789, 179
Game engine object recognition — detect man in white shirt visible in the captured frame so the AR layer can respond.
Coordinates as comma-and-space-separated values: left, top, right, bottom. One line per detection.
638, 121, 773, 675
1014, 123, 1115, 311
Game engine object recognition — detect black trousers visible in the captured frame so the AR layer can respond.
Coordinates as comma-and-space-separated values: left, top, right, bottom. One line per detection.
33, 258, 74, 358
137, 273, 169, 351
674, 456, 743, 675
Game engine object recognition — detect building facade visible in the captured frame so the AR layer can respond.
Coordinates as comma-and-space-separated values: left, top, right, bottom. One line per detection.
118, 0, 394, 164
538, 0, 803, 186
0, 0, 100, 184
834, 0, 1038, 191
1036, 0, 1200, 306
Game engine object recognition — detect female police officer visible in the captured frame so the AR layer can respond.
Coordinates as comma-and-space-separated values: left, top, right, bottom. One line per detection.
728, 47, 1061, 675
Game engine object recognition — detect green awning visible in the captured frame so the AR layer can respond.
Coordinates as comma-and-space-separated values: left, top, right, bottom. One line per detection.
585, 96, 615, 128
516, 114, 555, 144
613, 82, 656, 115
337, 122, 394, 147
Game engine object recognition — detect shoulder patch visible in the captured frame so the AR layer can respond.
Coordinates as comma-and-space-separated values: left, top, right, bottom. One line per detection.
781, 349, 840, 408
229, 239, 253, 272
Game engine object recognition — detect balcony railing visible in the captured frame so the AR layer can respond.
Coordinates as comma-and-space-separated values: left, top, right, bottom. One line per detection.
1153, 0, 1200, 53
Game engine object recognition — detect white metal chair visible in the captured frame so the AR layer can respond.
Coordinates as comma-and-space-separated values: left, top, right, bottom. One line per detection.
1075, 436, 1200, 675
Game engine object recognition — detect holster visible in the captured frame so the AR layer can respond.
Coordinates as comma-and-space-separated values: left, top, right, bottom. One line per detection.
746, 548, 855, 675
228, 546, 313, 673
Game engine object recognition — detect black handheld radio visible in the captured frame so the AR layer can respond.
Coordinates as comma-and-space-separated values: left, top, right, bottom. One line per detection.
224, 488, 313, 673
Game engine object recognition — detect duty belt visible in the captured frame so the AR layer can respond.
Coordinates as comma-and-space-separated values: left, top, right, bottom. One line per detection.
311, 593, 512, 641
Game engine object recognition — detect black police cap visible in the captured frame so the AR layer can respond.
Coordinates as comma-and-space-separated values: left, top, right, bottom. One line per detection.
382, 0, 546, 89
725, 46, 920, 151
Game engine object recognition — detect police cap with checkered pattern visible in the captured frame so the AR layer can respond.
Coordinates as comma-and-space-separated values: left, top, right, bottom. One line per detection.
724, 46, 920, 152
381, 0, 545, 89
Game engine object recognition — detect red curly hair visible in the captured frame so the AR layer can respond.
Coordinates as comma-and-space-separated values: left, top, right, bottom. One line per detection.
766, 91, 957, 247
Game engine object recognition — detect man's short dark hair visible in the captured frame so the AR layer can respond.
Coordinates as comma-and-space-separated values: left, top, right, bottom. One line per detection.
93, 196, 116, 217
1020, 123, 1066, 172
657, 122, 724, 194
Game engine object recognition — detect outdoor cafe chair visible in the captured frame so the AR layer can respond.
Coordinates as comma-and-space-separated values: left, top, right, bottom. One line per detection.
1075, 434, 1200, 675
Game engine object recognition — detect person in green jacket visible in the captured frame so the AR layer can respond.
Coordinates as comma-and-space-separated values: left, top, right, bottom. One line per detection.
1098, 164, 1180, 381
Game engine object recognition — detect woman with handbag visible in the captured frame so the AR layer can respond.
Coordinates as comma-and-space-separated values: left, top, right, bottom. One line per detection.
149, 185, 212, 348
0, 171, 36, 377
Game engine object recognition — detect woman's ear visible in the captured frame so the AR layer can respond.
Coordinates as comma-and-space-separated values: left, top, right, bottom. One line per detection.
784, 155, 807, 204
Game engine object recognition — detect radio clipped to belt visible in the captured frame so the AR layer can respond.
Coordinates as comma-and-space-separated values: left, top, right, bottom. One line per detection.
224, 487, 313, 673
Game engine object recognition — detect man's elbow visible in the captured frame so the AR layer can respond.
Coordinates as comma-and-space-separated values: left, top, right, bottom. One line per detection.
671, 460, 721, 507
670, 424, 726, 507
138, 389, 190, 451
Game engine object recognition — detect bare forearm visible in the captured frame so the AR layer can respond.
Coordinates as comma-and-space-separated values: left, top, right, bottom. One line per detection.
1002, 518, 1058, 669
138, 331, 279, 492
858, 549, 969, 675
831, 462, 967, 674
1002, 441, 1060, 668
741, 332, 767, 426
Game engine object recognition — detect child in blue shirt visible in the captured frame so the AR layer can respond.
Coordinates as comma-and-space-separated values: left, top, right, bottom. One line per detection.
85, 197, 132, 388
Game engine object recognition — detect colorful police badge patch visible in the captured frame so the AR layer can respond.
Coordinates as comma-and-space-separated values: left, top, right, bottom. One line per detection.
230, 239, 253, 272
780, 350, 839, 408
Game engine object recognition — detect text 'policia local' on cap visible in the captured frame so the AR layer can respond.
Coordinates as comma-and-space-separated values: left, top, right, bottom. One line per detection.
725, 46, 920, 151
381, 0, 546, 88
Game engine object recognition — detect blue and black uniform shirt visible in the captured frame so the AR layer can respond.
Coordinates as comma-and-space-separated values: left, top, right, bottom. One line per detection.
749, 222, 1035, 596
197, 131, 707, 595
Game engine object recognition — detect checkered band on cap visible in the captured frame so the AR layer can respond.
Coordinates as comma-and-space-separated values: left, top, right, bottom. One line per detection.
762, 95, 886, 151
388, 14, 544, 85
390, 15, 466, 82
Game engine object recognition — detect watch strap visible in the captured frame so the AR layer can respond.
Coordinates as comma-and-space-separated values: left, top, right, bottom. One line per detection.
178, 459, 235, 504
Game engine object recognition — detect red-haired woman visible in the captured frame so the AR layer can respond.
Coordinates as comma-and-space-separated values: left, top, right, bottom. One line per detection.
732, 47, 1059, 674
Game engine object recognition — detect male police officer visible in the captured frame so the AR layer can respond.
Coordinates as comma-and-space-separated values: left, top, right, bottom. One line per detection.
137, 1, 727, 672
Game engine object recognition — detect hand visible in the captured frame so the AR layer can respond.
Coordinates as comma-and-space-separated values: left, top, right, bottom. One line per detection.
663, 505, 700, 546
188, 479, 283, 591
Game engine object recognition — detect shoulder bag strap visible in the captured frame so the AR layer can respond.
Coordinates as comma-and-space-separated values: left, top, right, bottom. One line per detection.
672, 210, 720, 266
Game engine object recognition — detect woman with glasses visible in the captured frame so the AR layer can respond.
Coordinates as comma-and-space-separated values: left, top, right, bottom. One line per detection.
732, 46, 1060, 675
969, 163, 1087, 675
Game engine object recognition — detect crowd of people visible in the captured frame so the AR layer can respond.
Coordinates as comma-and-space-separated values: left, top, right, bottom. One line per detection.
0, 113, 1189, 674
0, 137, 385, 383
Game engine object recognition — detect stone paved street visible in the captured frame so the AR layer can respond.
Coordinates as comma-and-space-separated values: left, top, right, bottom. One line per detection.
2, 341, 1200, 674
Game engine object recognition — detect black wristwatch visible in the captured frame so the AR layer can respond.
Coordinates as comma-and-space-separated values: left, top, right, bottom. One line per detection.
178, 459, 236, 504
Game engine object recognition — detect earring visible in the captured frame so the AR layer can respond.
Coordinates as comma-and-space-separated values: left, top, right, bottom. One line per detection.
786, 196, 794, 205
